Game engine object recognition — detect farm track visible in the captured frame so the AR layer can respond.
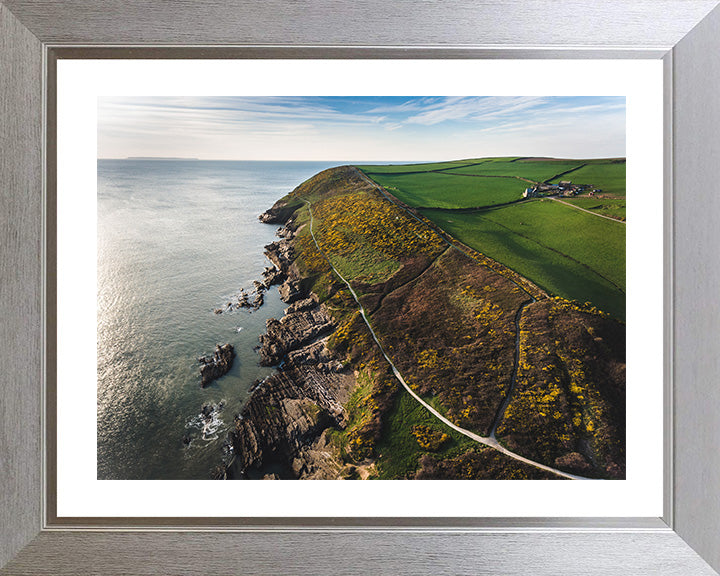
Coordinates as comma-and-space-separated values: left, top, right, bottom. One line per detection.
549, 196, 626, 224
299, 187, 588, 480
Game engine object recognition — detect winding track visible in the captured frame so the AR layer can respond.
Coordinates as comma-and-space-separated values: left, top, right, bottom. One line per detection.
548, 196, 626, 224
298, 196, 588, 481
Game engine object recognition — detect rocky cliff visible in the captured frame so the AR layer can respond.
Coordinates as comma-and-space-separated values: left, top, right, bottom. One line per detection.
224, 205, 354, 479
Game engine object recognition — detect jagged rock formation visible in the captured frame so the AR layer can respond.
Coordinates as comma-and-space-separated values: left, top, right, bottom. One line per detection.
218, 204, 354, 479
198, 343, 235, 387
229, 300, 352, 478
276, 279, 300, 303
258, 305, 336, 367
264, 239, 295, 272
258, 200, 299, 224
262, 265, 285, 287
230, 360, 354, 478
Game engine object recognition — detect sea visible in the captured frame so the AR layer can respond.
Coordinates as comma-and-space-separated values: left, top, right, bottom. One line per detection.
97, 159, 349, 479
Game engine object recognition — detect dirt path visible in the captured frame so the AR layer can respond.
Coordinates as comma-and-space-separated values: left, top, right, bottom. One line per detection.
549, 196, 626, 224
299, 197, 588, 481
368, 246, 450, 315
489, 298, 534, 439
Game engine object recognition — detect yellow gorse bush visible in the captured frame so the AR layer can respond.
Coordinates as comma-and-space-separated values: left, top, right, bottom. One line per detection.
313, 191, 446, 262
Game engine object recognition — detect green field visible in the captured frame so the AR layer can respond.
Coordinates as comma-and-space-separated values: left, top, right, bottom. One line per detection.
421, 199, 626, 319
361, 171, 527, 209
562, 197, 626, 220
550, 161, 626, 196
357, 160, 479, 174
358, 157, 626, 319
357, 157, 524, 174
445, 159, 585, 183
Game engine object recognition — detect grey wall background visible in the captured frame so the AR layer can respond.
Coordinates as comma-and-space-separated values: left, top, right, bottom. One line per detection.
1, 1, 720, 574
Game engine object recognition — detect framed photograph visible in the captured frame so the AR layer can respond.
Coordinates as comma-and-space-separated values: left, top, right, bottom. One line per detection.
2, 1, 720, 574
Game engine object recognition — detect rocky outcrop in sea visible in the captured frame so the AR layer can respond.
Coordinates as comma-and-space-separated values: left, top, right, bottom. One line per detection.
198, 343, 235, 387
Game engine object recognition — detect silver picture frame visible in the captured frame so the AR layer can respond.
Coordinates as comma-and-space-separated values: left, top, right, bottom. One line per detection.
2, 1, 720, 574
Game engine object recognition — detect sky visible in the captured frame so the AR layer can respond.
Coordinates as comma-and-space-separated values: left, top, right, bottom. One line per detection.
98, 96, 625, 161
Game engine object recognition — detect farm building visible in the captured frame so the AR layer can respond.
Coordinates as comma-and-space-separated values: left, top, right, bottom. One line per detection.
558, 180, 572, 189
536, 183, 559, 193
523, 187, 538, 198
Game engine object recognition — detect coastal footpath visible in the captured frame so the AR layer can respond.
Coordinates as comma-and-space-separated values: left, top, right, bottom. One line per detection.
222, 166, 626, 480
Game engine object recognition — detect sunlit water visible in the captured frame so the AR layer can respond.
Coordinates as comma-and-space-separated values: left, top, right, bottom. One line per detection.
97, 159, 343, 479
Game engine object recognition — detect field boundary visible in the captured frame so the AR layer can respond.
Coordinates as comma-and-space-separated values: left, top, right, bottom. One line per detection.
544, 163, 587, 183
438, 171, 537, 185
367, 246, 450, 315
356, 168, 547, 301
360, 160, 491, 177
414, 197, 531, 212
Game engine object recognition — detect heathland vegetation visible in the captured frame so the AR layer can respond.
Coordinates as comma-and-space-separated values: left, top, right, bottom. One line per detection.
252, 161, 626, 480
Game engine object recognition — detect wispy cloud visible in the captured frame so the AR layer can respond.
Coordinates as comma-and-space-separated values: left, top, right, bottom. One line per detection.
98, 96, 625, 161
403, 96, 547, 125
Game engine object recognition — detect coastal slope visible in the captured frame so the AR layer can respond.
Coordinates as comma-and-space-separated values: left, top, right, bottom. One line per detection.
228, 165, 625, 480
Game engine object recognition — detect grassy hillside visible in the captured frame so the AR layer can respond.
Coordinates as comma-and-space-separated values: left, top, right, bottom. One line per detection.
269, 165, 625, 479
498, 298, 626, 478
